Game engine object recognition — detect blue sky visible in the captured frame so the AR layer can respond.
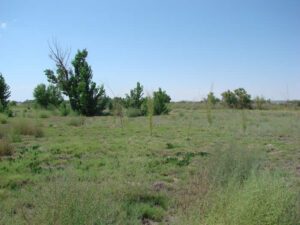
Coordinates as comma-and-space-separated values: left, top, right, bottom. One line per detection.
0, 0, 299, 101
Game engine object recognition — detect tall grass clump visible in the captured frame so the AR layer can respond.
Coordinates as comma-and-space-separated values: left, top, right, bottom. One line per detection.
5, 176, 125, 225
112, 100, 124, 128
13, 119, 44, 138
147, 96, 154, 136
175, 147, 299, 225
0, 139, 14, 157
204, 172, 299, 225
241, 109, 247, 133
67, 116, 85, 127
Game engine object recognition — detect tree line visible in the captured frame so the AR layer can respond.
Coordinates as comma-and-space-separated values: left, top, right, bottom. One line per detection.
0, 44, 279, 115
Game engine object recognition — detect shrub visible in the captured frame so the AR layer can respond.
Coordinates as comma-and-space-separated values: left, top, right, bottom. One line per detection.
0, 139, 14, 157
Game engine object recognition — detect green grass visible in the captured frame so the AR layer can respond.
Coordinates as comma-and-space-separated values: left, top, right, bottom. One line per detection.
0, 105, 299, 224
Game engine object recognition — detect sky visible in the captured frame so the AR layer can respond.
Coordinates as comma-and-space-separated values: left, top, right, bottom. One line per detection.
0, 0, 299, 101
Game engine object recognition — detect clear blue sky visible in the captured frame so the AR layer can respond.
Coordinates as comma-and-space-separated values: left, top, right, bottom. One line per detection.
1, 0, 299, 101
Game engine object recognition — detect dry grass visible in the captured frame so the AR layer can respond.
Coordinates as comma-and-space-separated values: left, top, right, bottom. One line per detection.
13, 119, 44, 138
0, 139, 14, 157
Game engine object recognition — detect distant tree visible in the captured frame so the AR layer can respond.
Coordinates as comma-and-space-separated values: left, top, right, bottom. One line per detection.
254, 96, 267, 110
125, 82, 145, 109
206, 92, 220, 106
0, 73, 11, 111
45, 42, 107, 116
234, 88, 252, 109
33, 84, 63, 108
153, 88, 171, 115
221, 90, 238, 108
221, 88, 252, 109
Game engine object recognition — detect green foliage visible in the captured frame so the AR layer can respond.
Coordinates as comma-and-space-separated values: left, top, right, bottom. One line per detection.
125, 82, 145, 110
222, 90, 238, 108
0, 73, 11, 111
234, 88, 252, 109
45, 48, 107, 116
59, 101, 71, 116
206, 92, 220, 106
153, 88, 171, 115
222, 88, 252, 109
33, 84, 63, 108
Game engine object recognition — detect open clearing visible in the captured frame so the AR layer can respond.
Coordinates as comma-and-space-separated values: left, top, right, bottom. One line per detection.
0, 103, 299, 224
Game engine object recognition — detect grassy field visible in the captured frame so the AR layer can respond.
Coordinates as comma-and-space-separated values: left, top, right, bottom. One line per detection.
0, 103, 299, 225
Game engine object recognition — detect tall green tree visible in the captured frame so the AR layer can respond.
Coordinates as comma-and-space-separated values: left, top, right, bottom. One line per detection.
234, 88, 252, 109
221, 88, 252, 109
0, 73, 11, 111
221, 90, 238, 108
45, 43, 107, 116
33, 84, 63, 108
153, 88, 171, 115
125, 82, 145, 109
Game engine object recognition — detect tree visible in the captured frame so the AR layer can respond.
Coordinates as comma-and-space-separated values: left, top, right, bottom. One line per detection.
153, 88, 171, 115
45, 42, 107, 116
0, 73, 11, 111
125, 82, 145, 109
33, 84, 63, 108
221, 88, 252, 109
206, 92, 220, 106
221, 90, 238, 108
234, 88, 252, 109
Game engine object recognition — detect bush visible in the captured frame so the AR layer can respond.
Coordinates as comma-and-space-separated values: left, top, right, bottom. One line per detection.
0, 139, 14, 157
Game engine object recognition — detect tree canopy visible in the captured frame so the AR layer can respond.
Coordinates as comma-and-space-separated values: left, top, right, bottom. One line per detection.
45, 44, 107, 116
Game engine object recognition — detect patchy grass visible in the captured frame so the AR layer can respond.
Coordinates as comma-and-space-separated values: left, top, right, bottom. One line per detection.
0, 104, 299, 224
